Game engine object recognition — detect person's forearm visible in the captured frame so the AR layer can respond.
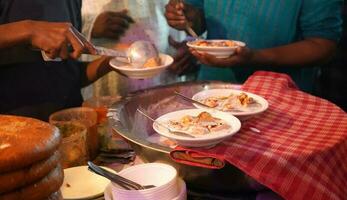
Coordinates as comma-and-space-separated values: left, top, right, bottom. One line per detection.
0, 20, 31, 49
250, 38, 337, 68
185, 4, 206, 35
81, 56, 113, 87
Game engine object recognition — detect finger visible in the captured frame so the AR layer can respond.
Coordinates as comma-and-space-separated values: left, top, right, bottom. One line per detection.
70, 27, 96, 55
108, 23, 127, 33
175, 2, 185, 15
171, 52, 191, 73
168, 20, 187, 29
45, 49, 60, 59
65, 29, 85, 59
104, 30, 122, 40
109, 17, 130, 28
109, 10, 135, 23
165, 11, 186, 21
190, 49, 213, 66
59, 42, 69, 59
166, 1, 183, 14
203, 53, 241, 67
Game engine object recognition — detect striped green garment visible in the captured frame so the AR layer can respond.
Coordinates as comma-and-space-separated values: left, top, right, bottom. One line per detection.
185, 0, 343, 92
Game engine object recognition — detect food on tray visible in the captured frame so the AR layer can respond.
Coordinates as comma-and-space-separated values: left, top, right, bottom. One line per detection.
192, 40, 236, 47
167, 111, 231, 135
143, 57, 161, 68
200, 92, 257, 111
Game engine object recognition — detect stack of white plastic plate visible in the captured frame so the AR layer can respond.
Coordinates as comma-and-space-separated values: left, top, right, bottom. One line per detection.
108, 163, 186, 200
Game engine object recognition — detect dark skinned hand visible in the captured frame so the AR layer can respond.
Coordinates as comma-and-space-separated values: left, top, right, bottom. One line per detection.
164, 0, 187, 30
189, 46, 254, 68
91, 10, 134, 40
169, 36, 198, 75
30, 21, 96, 59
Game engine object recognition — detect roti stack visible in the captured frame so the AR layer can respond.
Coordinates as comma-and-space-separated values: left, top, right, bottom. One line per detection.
0, 115, 63, 200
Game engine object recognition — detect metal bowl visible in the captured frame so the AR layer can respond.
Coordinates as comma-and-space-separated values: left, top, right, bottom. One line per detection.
109, 81, 255, 193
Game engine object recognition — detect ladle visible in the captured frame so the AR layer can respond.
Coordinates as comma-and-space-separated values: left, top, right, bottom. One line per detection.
42, 40, 160, 67
94, 40, 160, 67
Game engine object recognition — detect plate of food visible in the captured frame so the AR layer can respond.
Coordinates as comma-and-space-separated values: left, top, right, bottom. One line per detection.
109, 53, 173, 79
187, 39, 246, 58
152, 109, 241, 148
192, 89, 269, 118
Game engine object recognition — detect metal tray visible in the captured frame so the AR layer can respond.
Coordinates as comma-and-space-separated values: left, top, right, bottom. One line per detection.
109, 81, 255, 193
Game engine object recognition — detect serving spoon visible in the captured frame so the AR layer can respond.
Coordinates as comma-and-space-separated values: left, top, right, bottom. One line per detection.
174, 91, 244, 112
42, 40, 160, 67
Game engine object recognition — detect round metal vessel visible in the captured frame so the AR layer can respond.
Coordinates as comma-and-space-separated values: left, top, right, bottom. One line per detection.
109, 81, 254, 193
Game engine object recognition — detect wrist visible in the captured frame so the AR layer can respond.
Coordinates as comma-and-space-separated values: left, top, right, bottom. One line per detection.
21, 20, 35, 45
248, 49, 276, 67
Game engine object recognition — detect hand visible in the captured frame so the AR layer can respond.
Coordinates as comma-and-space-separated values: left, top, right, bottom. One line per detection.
169, 36, 198, 75
165, 0, 187, 30
189, 47, 254, 68
29, 21, 96, 59
91, 10, 134, 39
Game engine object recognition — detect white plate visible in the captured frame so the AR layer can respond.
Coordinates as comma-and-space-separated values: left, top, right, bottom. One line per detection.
109, 54, 173, 79
104, 178, 187, 200
187, 39, 246, 58
153, 109, 241, 148
192, 89, 269, 118
61, 166, 111, 200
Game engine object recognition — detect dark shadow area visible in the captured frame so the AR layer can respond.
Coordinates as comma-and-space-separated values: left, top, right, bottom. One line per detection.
315, 5, 347, 112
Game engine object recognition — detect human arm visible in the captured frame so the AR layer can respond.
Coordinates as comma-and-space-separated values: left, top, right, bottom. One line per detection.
165, 0, 206, 35
190, 0, 342, 68
79, 56, 113, 87
190, 37, 337, 68
0, 20, 95, 59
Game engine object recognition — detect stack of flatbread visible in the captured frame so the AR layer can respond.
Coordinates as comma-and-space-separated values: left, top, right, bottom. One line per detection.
0, 115, 63, 200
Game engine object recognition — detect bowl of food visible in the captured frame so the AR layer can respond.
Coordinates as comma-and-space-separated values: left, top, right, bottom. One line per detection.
109, 54, 173, 79
187, 39, 246, 58
152, 109, 241, 148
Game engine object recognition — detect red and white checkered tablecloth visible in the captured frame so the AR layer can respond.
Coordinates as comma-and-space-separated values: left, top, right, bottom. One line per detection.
170, 71, 347, 200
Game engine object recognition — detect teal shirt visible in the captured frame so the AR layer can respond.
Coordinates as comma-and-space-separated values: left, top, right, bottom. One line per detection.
185, 0, 343, 92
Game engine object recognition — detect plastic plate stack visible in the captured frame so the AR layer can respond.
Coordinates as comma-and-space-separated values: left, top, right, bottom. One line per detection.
106, 163, 186, 200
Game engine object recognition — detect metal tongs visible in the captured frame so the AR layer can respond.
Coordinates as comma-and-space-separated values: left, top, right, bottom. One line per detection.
174, 91, 213, 109
87, 161, 155, 190
174, 91, 244, 112
136, 108, 196, 138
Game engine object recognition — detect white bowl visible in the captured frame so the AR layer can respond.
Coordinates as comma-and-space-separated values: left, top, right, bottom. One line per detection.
105, 178, 186, 200
192, 89, 269, 120
153, 109, 241, 148
111, 163, 179, 200
187, 39, 246, 58
109, 53, 173, 79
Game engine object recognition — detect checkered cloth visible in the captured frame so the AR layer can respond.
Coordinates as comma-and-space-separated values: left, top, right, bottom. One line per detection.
170, 71, 347, 200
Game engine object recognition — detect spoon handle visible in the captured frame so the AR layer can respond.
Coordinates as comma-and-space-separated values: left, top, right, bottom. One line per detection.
94, 46, 128, 58
136, 108, 196, 138
174, 91, 212, 109
87, 162, 144, 190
